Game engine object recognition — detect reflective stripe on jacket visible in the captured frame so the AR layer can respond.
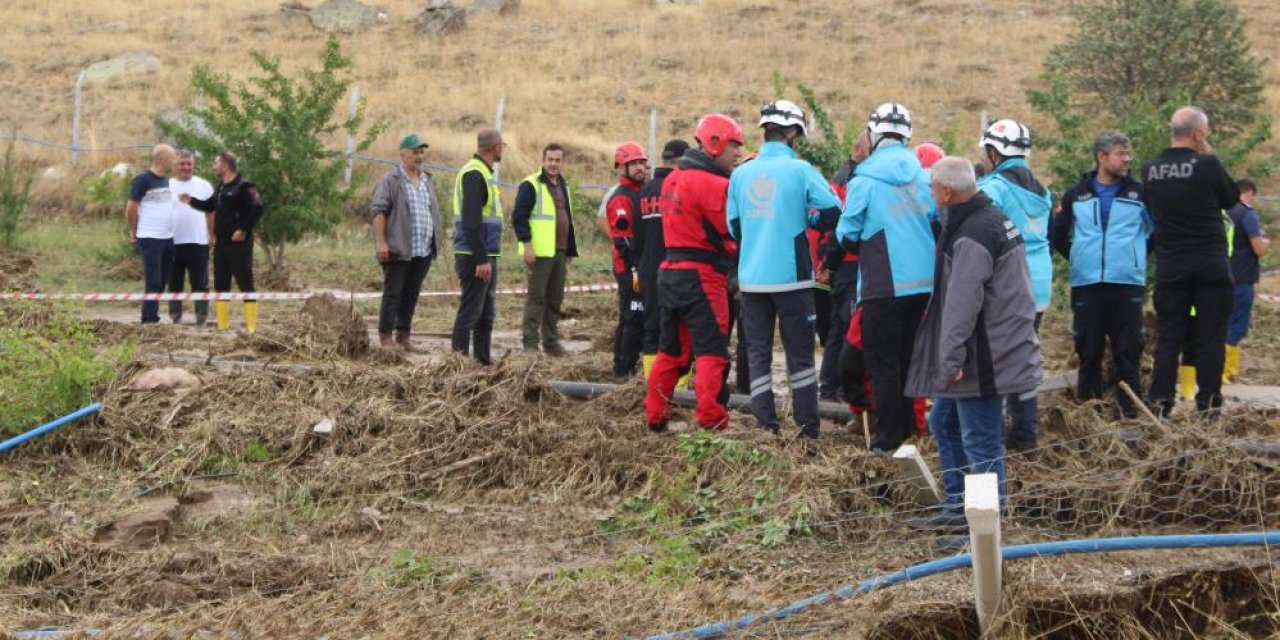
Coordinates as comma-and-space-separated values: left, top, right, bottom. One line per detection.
452, 157, 503, 256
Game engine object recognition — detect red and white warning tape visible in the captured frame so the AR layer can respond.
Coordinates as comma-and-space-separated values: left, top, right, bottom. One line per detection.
0, 282, 617, 302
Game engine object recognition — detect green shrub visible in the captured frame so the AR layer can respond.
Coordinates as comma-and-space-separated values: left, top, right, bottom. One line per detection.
0, 301, 133, 434
0, 139, 33, 248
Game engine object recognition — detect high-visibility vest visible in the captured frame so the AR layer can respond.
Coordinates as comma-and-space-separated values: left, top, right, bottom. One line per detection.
452, 157, 503, 256
518, 173, 570, 258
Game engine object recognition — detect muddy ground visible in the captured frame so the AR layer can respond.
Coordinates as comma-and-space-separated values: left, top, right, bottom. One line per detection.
1, 287, 1278, 639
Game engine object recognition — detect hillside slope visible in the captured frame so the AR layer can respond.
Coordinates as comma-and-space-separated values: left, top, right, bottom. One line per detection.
3, 0, 1278, 181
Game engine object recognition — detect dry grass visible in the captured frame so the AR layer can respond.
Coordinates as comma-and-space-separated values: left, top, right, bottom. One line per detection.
3, 0, 1279, 185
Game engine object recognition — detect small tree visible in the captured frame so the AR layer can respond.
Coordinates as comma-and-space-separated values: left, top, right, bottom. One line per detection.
0, 140, 33, 248
770, 73, 857, 179
1029, 0, 1272, 188
156, 36, 385, 273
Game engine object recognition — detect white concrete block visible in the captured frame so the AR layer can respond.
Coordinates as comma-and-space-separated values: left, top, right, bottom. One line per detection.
892, 444, 941, 506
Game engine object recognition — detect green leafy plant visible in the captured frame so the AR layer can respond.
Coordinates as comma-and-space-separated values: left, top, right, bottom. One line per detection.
385, 549, 438, 586
0, 139, 33, 248
242, 442, 272, 463
78, 171, 130, 217
1028, 0, 1274, 186
156, 35, 386, 276
0, 301, 133, 434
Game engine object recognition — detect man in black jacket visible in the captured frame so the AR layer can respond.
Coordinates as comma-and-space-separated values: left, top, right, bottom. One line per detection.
635, 139, 689, 377
1142, 107, 1240, 417
179, 152, 263, 333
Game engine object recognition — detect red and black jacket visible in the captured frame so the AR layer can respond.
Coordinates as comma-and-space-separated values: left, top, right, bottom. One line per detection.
606, 176, 645, 274
635, 167, 674, 284
660, 150, 736, 273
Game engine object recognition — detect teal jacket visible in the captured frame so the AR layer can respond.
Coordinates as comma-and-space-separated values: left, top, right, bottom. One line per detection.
978, 157, 1053, 311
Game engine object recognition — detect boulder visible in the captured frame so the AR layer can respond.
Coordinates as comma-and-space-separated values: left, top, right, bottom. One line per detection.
156, 107, 209, 139
418, 3, 466, 35
468, 0, 519, 15
310, 0, 380, 33
129, 367, 201, 392
83, 52, 161, 83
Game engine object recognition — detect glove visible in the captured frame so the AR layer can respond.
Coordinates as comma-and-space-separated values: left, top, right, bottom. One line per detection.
632, 271, 641, 294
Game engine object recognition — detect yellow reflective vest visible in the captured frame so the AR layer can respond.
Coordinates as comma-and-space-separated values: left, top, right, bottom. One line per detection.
452, 157, 503, 257
517, 172, 572, 258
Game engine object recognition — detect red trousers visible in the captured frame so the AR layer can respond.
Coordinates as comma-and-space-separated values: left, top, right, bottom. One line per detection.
645, 264, 731, 429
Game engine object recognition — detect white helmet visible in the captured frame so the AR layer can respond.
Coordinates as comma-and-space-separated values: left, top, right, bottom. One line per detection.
981, 119, 1032, 157
759, 100, 807, 136
867, 102, 913, 140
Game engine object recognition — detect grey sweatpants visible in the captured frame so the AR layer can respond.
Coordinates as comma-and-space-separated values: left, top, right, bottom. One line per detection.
741, 289, 820, 437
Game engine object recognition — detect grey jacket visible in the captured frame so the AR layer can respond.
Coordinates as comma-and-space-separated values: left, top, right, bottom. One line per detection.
906, 192, 1042, 399
369, 165, 444, 261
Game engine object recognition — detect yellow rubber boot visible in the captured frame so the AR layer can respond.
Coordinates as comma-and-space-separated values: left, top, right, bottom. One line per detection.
243, 301, 259, 334
675, 370, 691, 391
1224, 345, 1240, 384
1178, 365, 1196, 401
215, 301, 231, 331
642, 354, 656, 379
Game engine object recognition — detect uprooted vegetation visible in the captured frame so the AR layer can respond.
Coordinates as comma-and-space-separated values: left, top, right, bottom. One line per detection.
1, 297, 1278, 638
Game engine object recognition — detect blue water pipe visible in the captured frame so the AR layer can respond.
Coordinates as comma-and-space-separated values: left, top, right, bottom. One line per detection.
640, 532, 1279, 640
10, 530, 1275, 639
0, 403, 102, 454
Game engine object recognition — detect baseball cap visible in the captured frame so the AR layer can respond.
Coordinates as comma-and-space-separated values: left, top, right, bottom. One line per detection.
399, 134, 429, 151
661, 139, 690, 160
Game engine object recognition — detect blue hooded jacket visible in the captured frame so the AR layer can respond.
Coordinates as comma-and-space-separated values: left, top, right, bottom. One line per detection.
978, 157, 1053, 311
836, 141, 937, 301
728, 142, 842, 293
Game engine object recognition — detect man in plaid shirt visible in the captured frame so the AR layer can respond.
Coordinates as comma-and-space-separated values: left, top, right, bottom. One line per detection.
369, 134, 444, 351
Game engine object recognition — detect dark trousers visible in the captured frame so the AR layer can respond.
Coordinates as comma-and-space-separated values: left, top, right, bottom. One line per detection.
522, 251, 568, 349
379, 256, 433, 334
214, 241, 254, 292
731, 293, 750, 394
641, 268, 662, 355
1073, 284, 1145, 418
613, 271, 644, 377
138, 237, 174, 324
813, 287, 831, 348
452, 255, 498, 365
1149, 261, 1234, 414
167, 243, 209, 324
819, 261, 857, 397
742, 290, 820, 437
1005, 312, 1043, 446
861, 293, 929, 450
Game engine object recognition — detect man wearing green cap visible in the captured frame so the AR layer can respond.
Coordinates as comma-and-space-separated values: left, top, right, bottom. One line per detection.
369, 134, 444, 350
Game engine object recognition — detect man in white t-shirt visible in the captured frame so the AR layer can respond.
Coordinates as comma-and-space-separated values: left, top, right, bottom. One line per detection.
167, 150, 215, 327
127, 144, 176, 324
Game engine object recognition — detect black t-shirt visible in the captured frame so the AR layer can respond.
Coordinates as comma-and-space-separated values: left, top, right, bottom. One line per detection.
1141, 147, 1239, 277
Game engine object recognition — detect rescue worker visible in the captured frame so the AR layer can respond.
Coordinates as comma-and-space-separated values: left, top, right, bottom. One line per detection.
836, 103, 937, 454
178, 151, 263, 333
1224, 179, 1271, 382
606, 142, 651, 378
906, 156, 1041, 531
977, 119, 1053, 451
636, 139, 690, 376
1144, 107, 1240, 417
512, 142, 578, 356
645, 114, 744, 433
451, 128, 506, 365
1051, 130, 1151, 419
728, 100, 843, 439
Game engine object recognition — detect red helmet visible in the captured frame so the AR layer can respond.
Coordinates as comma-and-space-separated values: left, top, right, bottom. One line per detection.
695, 114, 744, 157
614, 141, 649, 168
914, 142, 945, 169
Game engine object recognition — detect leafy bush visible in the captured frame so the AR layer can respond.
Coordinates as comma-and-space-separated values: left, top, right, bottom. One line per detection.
157, 35, 386, 275
0, 140, 33, 248
79, 171, 130, 217
0, 301, 133, 435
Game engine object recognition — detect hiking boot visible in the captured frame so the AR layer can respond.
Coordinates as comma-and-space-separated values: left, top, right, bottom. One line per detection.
648, 420, 669, 434
906, 510, 969, 534
379, 333, 397, 349
543, 342, 568, 358
395, 330, 422, 353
